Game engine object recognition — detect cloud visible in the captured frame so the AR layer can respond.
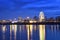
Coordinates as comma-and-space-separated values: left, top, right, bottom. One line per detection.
0, 0, 60, 19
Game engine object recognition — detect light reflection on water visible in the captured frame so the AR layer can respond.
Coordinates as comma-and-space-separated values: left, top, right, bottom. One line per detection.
39, 25, 45, 40
0, 24, 60, 40
10, 25, 17, 40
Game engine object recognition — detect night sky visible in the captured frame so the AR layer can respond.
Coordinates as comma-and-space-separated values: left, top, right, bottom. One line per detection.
0, 0, 60, 19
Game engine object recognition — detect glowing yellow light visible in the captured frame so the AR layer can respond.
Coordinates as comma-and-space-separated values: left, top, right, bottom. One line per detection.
2, 25, 6, 40
29, 21, 33, 23
10, 25, 12, 40
14, 25, 17, 40
12, 25, 14, 30
39, 25, 45, 40
26, 25, 30, 40
14, 25, 17, 32
2, 25, 6, 32
29, 21, 33, 35
10, 24, 17, 40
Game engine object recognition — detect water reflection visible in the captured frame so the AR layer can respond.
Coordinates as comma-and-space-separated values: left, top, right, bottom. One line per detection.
0, 24, 60, 40
26, 25, 30, 40
10, 24, 17, 40
51, 25, 54, 32
19, 25, 21, 31
2, 25, 6, 40
57, 24, 59, 31
39, 25, 45, 40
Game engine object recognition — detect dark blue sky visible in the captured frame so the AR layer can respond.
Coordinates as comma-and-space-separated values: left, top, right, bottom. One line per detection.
0, 0, 60, 19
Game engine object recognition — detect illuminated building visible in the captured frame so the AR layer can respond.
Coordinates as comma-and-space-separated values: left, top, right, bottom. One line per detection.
39, 11, 45, 40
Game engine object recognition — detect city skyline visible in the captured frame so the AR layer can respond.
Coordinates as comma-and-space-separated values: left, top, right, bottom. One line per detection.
0, 0, 60, 19
0, 11, 60, 20
0, 0, 60, 40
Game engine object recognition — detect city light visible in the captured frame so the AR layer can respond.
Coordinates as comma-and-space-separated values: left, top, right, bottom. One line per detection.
0, 11, 60, 40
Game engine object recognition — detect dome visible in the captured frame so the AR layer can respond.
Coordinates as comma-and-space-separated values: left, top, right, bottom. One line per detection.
39, 11, 45, 21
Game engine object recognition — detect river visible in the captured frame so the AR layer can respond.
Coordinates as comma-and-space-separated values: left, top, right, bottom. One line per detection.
0, 24, 60, 40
